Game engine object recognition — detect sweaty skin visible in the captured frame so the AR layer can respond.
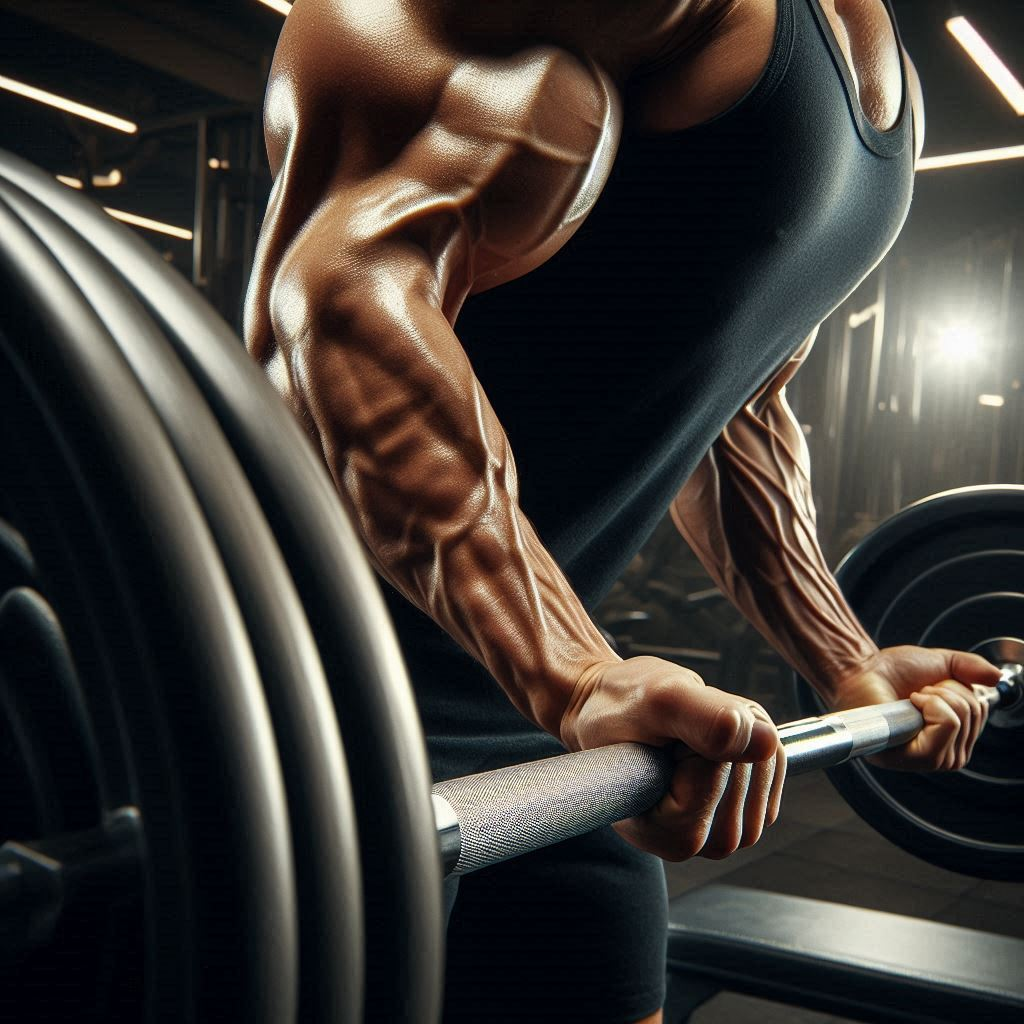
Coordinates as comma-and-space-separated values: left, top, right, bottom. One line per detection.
245, 0, 990, 875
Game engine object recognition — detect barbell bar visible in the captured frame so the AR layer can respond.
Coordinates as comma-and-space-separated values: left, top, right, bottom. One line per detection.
433, 664, 1023, 877
6, 666, 1019, 943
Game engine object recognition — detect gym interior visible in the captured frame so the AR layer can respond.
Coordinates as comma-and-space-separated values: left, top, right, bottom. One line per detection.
0, 1, 1022, 1022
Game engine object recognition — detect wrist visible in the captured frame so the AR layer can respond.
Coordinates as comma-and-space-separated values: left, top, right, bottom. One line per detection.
801, 638, 881, 703
503, 635, 620, 740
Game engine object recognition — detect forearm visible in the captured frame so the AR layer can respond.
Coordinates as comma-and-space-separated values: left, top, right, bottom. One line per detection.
294, 267, 616, 736
670, 389, 877, 699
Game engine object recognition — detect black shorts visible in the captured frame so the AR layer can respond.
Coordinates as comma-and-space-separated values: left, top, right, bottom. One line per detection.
442, 826, 668, 1023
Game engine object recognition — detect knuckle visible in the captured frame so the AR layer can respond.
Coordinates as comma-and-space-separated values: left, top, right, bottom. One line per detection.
706, 704, 747, 754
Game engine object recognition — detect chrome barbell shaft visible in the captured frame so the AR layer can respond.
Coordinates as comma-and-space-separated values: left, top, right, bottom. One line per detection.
434, 673, 1021, 876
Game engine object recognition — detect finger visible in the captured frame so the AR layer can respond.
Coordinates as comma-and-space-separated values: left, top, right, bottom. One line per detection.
939, 649, 1003, 687
909, 688, 960, 769
936, 686, 972, 769
699, 761, 751, 860
616, 754, 730, 861
970, 683, 992, 756
649, 682, 778, 763
942, 682, 985, 766
767, 740, 787, 825
739, 753, 777, 849
926, 686, 965, 771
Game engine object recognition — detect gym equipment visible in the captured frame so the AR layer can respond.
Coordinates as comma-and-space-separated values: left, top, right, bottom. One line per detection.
432, 666, 1021, 876
0, 169, 362, 1024
0, 190, 296, 1020
794, 486, 1024, 881
1, 150, 1022, 1021
664, 885, 1024, 1023
0, 147, 445, 1023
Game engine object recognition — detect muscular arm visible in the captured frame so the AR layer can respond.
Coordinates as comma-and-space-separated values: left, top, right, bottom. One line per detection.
259, 35, 622, 738
670, 334, 997, 774
669, 333, 879, 699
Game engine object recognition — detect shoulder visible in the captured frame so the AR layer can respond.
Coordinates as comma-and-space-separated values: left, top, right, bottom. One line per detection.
263, 0, 456, 169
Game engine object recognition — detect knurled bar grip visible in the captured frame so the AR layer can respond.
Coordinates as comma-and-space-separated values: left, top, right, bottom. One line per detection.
433, 674, 1020, 877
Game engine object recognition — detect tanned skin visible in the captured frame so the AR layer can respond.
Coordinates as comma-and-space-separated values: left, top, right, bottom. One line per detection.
246, 2, 993, 1019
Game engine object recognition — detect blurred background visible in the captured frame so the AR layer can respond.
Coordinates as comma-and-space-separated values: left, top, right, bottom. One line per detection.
0, 2, 1021, 1020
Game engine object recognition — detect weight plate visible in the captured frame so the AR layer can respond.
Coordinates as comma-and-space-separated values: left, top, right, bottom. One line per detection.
0, 197, 296, 1019
0, 150, 445, 1021
796, 485, 1024, 880
0, 175, 363, 1024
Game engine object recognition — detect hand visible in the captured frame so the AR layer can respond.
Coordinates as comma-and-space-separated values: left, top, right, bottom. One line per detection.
831, 646, 1000, 771
560, 656, 785, 862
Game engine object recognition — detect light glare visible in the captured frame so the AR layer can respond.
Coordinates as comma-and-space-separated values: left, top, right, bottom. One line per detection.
256, 0, 292, 14
56, 170, 122, 189
0, 74, 137, 133
937, 323, 981, 362
979, 394, 1005, 408
946, 17, 1024, 115
103, 208, 193, 241
917, 145, 1024, 171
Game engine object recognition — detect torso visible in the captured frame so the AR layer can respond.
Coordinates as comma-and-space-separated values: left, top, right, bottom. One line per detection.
247, 0, 917, 776
252, 0, 905, 325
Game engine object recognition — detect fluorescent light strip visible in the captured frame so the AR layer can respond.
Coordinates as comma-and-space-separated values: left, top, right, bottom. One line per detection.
56, 170, 122, 189
55, 176, 189, 239
103, 208, 193, 241
256, 0, 292, 15
0, 74, 137, 133
917, 144, 1024, 171
946, 17, 1024, 116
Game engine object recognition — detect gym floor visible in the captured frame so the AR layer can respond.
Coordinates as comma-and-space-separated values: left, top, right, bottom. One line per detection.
666, 769, 1024, 1023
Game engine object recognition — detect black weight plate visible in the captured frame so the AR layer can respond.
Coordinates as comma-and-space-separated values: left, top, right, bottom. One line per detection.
0, 150, 444, 1021
0, 587, 102, 835
0, 198, 296, 1020
0, 519, 34, 593
0, 176, 363, 1024
796, 485, 1024, 880
0, 586, 117, 1008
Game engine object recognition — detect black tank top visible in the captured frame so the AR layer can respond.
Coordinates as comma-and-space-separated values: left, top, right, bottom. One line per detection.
387, 0, 915, 780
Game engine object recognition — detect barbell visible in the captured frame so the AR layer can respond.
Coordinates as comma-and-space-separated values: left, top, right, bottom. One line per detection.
432, 663, 1023, 877
0, 147, 1022, 1022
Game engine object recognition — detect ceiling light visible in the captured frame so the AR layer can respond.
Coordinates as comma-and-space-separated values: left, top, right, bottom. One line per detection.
53, 176, 188, 238
0, 74, 137, 133
56, 170, 122, 189
946, 16, 1024, 115
917, 144, 1024, 171
936, 322, 981, 362
103, 208, 193, 241
256, 0, 292, 15
978, 394, 1005, 408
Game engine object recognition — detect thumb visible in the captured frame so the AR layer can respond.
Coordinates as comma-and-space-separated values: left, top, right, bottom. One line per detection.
943, 650, 1003, 687
664, 686, 778, 762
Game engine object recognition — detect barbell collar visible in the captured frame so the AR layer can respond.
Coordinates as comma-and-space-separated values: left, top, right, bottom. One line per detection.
997, 664, 1023, 708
